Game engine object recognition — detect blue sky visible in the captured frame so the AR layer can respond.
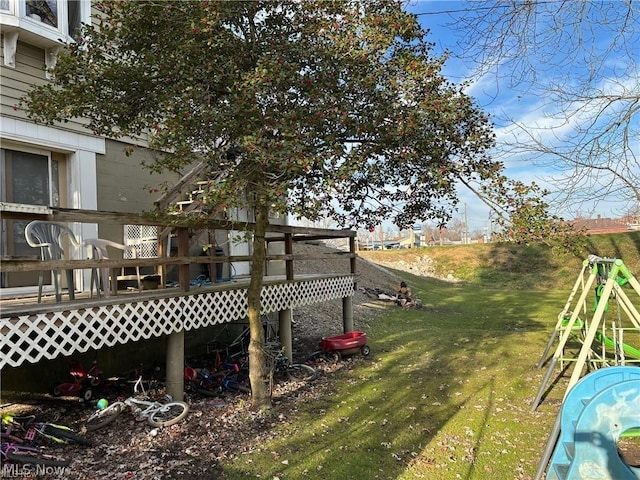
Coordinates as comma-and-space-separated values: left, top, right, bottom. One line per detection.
402, 0, 638, 233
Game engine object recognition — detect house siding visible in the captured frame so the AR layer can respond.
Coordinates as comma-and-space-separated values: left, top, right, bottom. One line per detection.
1, 6, 283, 289
0, 28, 160, 293
1, 38, 94, 136
97, 140, 176, 214
95, 139, 180, 246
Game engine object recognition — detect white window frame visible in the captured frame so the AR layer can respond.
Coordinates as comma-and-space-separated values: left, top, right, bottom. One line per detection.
0, 0, 91, 45
0, 0, 14, 14
0, 146, 58, 207
0, 147, 58, 292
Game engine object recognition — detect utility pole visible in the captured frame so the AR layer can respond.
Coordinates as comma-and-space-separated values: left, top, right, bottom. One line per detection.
464, 203, 469, 244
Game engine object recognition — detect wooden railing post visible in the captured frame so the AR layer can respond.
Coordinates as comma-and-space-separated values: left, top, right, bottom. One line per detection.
285, 233, 293, 281
157, 224, 166, 288
177, 228, 190, 292
350, 236, 356, 289
208, 229, 216, 283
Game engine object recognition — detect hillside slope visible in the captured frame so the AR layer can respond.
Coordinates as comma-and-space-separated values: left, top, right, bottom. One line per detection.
292, 231, 640, 349
358, 231, 640, 290
291, 241, 402, 347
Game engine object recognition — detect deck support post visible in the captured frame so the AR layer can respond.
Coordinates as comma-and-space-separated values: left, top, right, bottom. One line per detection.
166, 330, 184, 401
165, 227, 189, 401
342, 296, 353, 333
279, 308, 293, 364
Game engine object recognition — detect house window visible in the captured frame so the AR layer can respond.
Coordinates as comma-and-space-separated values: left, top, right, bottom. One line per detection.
1, 0, 90, 44
1, 149, 59, 210
26, 0, 58, 28
67, 0, 81, 39
0, 149, 60, 287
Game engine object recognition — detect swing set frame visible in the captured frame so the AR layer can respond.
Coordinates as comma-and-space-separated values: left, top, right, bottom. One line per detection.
531, 255, 640, 480
533, 255, 640, 410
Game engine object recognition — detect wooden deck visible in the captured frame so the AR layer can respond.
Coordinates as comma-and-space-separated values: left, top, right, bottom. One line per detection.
1, 272, 355, 369
0, 205, 357, 398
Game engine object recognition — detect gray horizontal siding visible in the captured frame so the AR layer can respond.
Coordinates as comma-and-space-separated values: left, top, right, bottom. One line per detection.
1, 40, 94, 137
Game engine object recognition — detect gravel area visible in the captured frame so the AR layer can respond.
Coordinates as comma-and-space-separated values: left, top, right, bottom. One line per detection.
291, 241, 402, 348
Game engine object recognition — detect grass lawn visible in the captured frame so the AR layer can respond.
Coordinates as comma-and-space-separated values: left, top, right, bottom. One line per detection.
218, 275, 574, 479
217, 234, 640, 479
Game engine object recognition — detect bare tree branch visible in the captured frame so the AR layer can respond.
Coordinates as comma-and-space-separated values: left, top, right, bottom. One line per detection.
437, 0, 639, 217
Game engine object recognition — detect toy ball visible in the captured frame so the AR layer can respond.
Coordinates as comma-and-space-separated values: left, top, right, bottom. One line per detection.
96, 398, 108, 409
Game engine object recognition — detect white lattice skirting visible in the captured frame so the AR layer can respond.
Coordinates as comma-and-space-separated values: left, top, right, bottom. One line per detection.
1, 276, 354, 368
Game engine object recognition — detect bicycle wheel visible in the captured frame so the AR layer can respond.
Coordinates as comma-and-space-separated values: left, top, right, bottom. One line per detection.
286, 363, 318, 382
186, 380, 219, 398
43, 424, 93, 446
223, 376, 251, 393
147, 402, 189, 428
6, 448, 70, 467
86, 403, 124, 432
303, 350, 326, 365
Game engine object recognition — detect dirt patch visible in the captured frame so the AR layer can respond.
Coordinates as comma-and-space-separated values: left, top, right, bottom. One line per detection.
358, 248, 463, 282
619, 436, 640, 468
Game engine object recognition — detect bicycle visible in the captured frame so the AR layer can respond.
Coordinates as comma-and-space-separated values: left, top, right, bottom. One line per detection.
1, 414, 92, 447
184, 362, 250, 398
268, 345, 318, 383
85, 376, 189, 432
206, 316, 279, 359
1, 441, 70, 467
232, 344, 318, 395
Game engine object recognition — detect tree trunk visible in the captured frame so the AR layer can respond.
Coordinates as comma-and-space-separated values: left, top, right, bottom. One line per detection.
247, 203, 270, 409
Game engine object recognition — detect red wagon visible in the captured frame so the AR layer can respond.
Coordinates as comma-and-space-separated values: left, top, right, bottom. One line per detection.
318, 331, 370, 361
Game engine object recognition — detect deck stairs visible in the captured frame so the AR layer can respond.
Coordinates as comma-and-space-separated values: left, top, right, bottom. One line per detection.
151, 162, 228, 279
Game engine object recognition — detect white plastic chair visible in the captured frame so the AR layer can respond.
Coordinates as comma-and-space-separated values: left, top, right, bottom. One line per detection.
24, 220, 83, 302
84, 238, 142, 298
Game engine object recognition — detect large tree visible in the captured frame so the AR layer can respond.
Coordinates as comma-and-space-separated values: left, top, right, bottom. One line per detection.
440, 0, 639, 217
22, 0, 561, 408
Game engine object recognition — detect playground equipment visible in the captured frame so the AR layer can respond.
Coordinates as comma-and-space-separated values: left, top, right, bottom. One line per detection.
532, 256, 640, 480
533, 255, 640, 411
544, 366, 640, 480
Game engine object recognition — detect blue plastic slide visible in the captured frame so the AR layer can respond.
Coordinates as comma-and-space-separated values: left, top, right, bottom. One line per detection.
546, 366, 640, 480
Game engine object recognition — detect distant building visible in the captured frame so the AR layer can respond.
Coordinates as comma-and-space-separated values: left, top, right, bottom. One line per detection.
569, 215, 635, 235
